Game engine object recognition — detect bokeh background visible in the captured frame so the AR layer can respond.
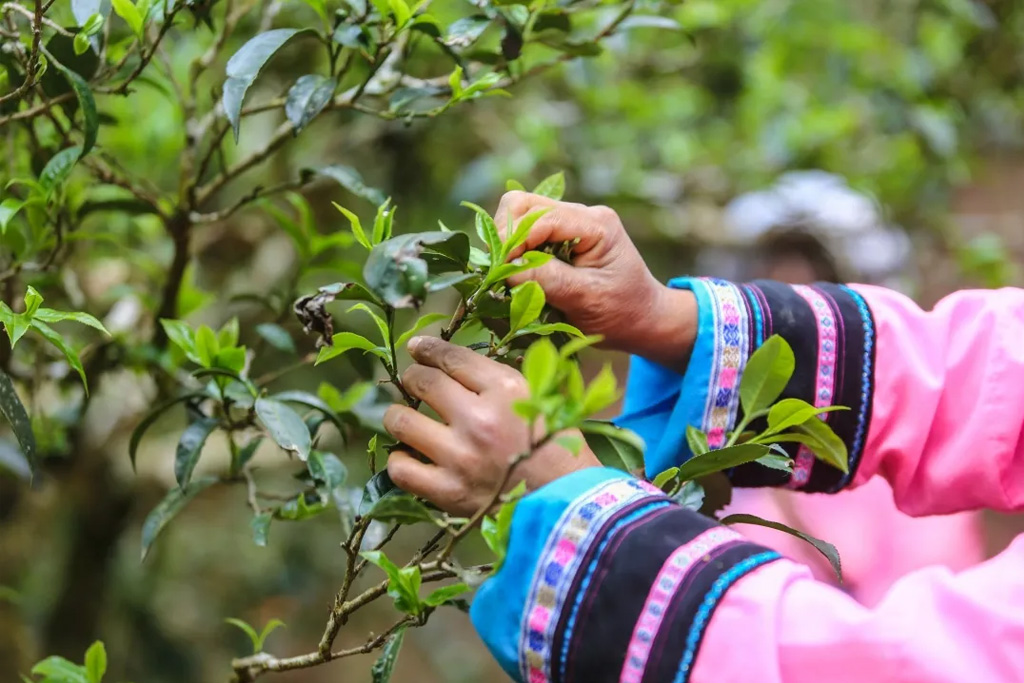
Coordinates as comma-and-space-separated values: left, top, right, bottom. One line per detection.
4, 0, 1024, 681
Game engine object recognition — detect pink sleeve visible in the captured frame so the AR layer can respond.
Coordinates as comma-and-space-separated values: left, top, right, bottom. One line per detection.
853, 285, 1024, 515
694, 535, 1024, 683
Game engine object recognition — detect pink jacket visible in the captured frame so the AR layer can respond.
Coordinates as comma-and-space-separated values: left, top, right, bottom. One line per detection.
698, 284, 1024, 682
470, 281, 1024, 683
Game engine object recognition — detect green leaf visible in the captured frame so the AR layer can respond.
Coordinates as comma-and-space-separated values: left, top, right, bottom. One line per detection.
347, 302, 390, 345
0, 198, 24, 234
40, 146, 82, 193
160, 319, 199, 363
255, 322, 296, 353
332, 202, 371, 250
141, 476, 218, 560
275, 492, 328, 521
23, 287, 43, 316
251, 511, 272, 547
34, 308, 109, 335
173, 417, 219, 488
674, 443, 771, 483
502, 208, 551, 261
521, 337, 559, 397
272, 390, 346, 434
448, 65, 464, 98
509, 281, 545, 333
315, 331, 381, 365
363, 232, 469, 308
307, 451, 347, 492
505, 179, 526, 191
555, 433, 583, 456
84, 641, 106, 683
721, 513, 843, 581
0, 370, 36, 478
580, 420, 645, 473
489, 250, 554, 284
50, 66, 98, 159
462, 202, 500, 266
364, 494, 436, 525
686, 425, 710, 456
558, 334, 603, 358
372, 199, 394, 244
31, 320, 90, 391
370, 626, 406, 683
318, 381, 374, 413
285, 74, 334, 133
224, 618, 261, 653
362, 551, 422, 614
193, 325, 219, 368
223, 29, 305, 142
359, 469, 401, 516
257, 618, 286, 651
424, 583, 470, 607
320, 166, 387, 206
481, 484, 523, 570
756, 453, 794, 472
582, 364, 619, 415
255, 398, 312, 461
532, 172, 565, 200
31, 656, 89, 683
739, 335, 795, 416
766, 398, 849, 435
110, 0, 143, 38
396, 312, 447, 349
793, 418, 849, 474
673, 480, 705, 511
651, 467, 679, 490
74, 32, 91, 55
129, 393, 202, 470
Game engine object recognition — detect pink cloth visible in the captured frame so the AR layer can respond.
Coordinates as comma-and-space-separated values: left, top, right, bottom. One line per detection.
694, 285, 1024, 682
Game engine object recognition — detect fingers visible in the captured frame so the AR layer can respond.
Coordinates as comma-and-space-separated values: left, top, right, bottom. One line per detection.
383, 404, 458, 466
494, 191, 557, 241
495, 192, 610, 260
401, 364, 474, 423
386, 450, 466, 508
507, 258, 590, 312
407, 337, 520, 394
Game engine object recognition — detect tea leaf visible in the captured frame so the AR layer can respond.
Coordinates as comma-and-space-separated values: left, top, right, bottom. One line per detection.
721, 513, 842, 581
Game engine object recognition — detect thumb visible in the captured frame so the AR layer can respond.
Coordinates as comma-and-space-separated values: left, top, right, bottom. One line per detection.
508, 258, 588, 313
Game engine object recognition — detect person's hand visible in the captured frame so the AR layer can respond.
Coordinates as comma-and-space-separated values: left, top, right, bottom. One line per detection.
495, 191, 696, 372
383, 337, 601, 516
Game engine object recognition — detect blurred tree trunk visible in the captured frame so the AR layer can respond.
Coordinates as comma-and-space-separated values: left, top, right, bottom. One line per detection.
42, 444, 133, 659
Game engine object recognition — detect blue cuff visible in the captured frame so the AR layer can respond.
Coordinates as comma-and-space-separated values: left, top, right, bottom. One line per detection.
469, 467, 659, 682
615, 278, 735, 478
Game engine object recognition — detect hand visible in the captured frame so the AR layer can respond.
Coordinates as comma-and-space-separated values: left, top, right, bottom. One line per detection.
383, 337, 601, 516
495, 191, 697, 372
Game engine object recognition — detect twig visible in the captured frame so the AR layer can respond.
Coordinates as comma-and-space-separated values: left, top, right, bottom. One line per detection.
0, 0, 42, 106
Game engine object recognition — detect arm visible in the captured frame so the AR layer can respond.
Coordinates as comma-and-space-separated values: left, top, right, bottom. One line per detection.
471, 466, 1024, 683
618, 278, 1024, 515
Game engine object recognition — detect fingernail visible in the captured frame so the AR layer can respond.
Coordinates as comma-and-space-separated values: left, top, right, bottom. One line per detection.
407, 336, 423, 353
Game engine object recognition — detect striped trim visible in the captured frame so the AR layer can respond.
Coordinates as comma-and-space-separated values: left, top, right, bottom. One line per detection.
618, 528, 742, 683
787, 285, 839, 489
556, 502, 672, 682
672, 551, 782, 683
832, 285, 875, 490
702, 279, 751, 448
519, 478, 663, 683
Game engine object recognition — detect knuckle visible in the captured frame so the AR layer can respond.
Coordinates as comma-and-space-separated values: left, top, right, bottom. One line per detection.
402, 365, 432, 396
386, 457, 415, 489
473, 410, 503, 440
590, 204, 617, 222
497, 372, 526, 395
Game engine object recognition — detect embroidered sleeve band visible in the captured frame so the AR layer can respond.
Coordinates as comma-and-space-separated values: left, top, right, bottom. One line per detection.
470, 468, 780, 683
616, 277, 877, 493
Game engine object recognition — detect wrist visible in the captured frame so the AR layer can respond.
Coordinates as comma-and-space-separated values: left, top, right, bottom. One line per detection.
623, 284, 697, 373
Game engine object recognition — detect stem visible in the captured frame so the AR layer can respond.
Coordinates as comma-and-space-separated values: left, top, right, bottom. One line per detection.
385, 307, 416, 405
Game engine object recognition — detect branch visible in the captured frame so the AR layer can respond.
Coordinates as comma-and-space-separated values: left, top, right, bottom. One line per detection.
0, 0, 43, 106
188, 178, 303, 223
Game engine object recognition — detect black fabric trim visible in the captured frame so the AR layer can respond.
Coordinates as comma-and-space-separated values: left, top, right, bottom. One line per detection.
560, 506, 720, 683
548, 497, 669, 683
804, 283, 868, 492
642, 542, 774, 683
729, 280, 819, 488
